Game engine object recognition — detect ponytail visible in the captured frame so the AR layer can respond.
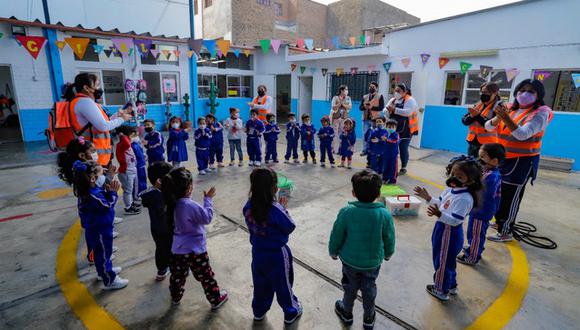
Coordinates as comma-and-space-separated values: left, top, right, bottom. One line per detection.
249, 168, 278, 225
56, 138, 94, 185
63, 73, 99, 101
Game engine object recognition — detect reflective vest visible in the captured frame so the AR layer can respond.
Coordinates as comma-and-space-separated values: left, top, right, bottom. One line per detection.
466, 101, 498, 144
497, 105, 553, 159
253, 95, 269, 122
392, 95, 419, 136
69, 94, 113, 166
363, 93, 382, 120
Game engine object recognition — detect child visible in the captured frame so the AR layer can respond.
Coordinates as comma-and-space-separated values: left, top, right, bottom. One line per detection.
167, 116, 189, 167
140, 161, 174, 281
414, 156, 483, 301
131, 132, 147, 193
318, 116, 335, 168
329, 170, 395, 329
381, 119, 400, 184
116, 125, 141, 215
223, 107, 244, 167
161, 167, 228, 308
338, 118, 356, 169
364, 118, 377, 169
246, 109, 265, 166
369, 117, 387, 175
264, 113, 281, 164
458, 143, 504, 264
300, 113, 317, 164
143, 119, 165, 165
206, 113, 225, 169
243, 168, 303, 324
284, 113, 300, 164
194, 117, 212, 175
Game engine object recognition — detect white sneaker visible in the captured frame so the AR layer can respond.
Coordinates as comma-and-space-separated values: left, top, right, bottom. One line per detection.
249, 161, 254, 166
102, 276, 129, 290
112, 231, 119, 239
206, 167, 213, 172
112, 245, 118, 253
113, 217, 123, 224
97, 267, 122, 281
255, 161, 262, 166
110, 254, 116, 261
199, 170, 206, 175
229, 162, 235, 166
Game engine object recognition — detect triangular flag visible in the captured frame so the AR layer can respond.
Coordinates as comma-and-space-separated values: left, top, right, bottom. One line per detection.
571, 73, 580, 88
203, 39, 217, 57
332, 37, 340, 49
259, 39, 271, 55
103, 49, 112, 58
322, 68, 328, 76
233, 49, 240, 57
368, 65, 376, 72
216, 39, 230, 57
420, 53, 431, 65
300, 66, 306, 74
216, 49, 223, 58
290, 64, 297, 71
296, 38, 305, 49
92, 44, 105, 55
174, 50, 181, 58
128, 48, 134, 57
383, 62, 392, 73
15, 36, 47, 60
351, 67, 358, 74
134, 39, 152, 56
243, 49, 251, 57
55, 40, 66, 51
401, 57, 411, 68
534, 71, 552, 81
304, 39, 314, 51
150, 49, 159, 59
460, 61, 472, 74
162, 49, 171, 60
111, 38, 133, 56
480, 65, 493, 79
506, 68, 520, 82
187, 50, 193, 58
349, 37, 356, 46
336, 68, 344, 76
188, 38, 203, 55
359, 35, 365, 45
438, 57, 450, 69
13, 36, 22, 47
65, 37, 90, 59
271, 39, 281, 54
310, 67, 317, 75
365, 35, 372, 46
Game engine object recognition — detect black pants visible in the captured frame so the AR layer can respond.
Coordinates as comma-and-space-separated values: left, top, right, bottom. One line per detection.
152, 231, 173, 272
303, 150, 316, 160
467, 141, 481, 158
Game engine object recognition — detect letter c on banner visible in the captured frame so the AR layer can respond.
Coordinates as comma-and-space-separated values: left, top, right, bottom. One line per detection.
27, 41, 38, 52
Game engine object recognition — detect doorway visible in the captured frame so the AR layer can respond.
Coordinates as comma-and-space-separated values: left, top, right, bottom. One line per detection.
0, 65, 21, 143
298, 76, 313, 120
388, 72, 413, 99
276, 74, 291, 123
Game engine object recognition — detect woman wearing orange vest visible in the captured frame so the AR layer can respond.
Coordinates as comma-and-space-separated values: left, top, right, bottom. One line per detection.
64, 73, 132, 167
386, 83, 419, 175
248, 85, 273, 122
484, 79, 553, 242
461, 82, 501, 157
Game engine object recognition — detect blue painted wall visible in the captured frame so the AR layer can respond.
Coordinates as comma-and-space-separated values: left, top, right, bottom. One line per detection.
195, 97, 253, 122
421, 105, 580, 171
311, 99, 364, 138
20, 109, 51, 142
291, 98, 298, 117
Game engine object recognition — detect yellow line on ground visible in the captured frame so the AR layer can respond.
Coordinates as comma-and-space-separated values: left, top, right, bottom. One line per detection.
56, 220, 125, 330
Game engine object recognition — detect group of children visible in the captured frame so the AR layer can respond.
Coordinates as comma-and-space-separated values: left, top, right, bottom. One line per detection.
365, 117, 401, 184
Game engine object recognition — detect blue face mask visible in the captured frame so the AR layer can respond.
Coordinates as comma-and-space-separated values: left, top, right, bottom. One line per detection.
387, 128, 395, 134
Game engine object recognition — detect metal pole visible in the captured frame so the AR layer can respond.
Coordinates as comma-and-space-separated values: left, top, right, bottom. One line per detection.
188, 0, 199, 126
42, 0, 64, 102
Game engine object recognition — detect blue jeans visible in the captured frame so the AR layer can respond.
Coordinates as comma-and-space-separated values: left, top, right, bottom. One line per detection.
399, 138, 411, 169
362, 120, 371, 153
229, 139, 243, 162
341, 263, 380, 318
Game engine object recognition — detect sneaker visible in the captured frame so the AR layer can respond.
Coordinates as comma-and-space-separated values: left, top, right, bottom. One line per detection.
347, 163, 352, 169
205, 167, 213, 172
338, 163, 345, 168
273, 160, 279, 163
155, 268, 170, 281
255, 161, 262, 166
110, 254, 116, 261
97, 267, 122, 281
132, 201, 142, 208
426, 284, 449, 301
284, 160, 290, 164
457, 253, 477, 266
172, 299, 181, 306
293, 159, 300, 164
363, 311, 376, 330
112, 231, 119, 238
253, 313, 266, 322
449, 286, 459, 295
334, 300, 353, 326
209, 164, 216, 169
113, 217, 123, 224
321, 163, 326, 168
229, 162, 235, 166
265, 160, 270, 164
312, 159, 317, 164
211, 290, 229, 310
238, 161, 243, 167
302, 159, 308, 164
102, 276, 129, 290
487, 232, 513, 242
218, 163, 225, 168
399, 168, 408, 175
249, 161, 255, 166
199, 170, 207, 175
284, 301, 303, 324
112, 245, 118, 253
490, 222, 499, 230
124, 206, 141, 215
330, 164, 335, 168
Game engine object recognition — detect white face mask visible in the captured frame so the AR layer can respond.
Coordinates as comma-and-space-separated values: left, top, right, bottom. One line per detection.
171, 123, 180, 129
90, 152, 99, 162
305, 120, 311, 125
95, 175, 106, 188
289, 118, 295, 123
131, 137, 140, 143
394, 92, 402, 100
199, 124, 207, 130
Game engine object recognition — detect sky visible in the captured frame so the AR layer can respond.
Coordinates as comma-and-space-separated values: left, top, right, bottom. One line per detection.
313, 0, 523, 22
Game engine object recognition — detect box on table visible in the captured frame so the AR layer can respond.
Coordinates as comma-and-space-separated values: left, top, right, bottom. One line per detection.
384, 195, 422, 217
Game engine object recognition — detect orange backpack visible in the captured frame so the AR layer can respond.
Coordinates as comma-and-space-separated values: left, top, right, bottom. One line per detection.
45, 101, 91, 151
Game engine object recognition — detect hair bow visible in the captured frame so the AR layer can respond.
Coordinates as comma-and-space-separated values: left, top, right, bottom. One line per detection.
73, 160, 87, 173
77, 136, 86, 145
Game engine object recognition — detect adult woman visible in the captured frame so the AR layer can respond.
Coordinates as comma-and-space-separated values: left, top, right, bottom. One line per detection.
64, 73, 132, 166
461, 82, 502, 157
386, 83, 419, 175
359, 82, 384, 156
330, 85, 352, 153
485, 79, 553, 242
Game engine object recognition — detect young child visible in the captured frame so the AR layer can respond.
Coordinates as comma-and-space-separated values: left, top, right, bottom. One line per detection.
338, 118, 356, 169
161, 167, 228, 308
194, 117, 213, 175
223, 107, 244, 167
264, 113, 281, 164
116, 125, 141, 215
369, 117, 387, 175
246, 109, 265, 166
364, 118, 378, 169
206, 113, 225, 169
284, 113, 300, 164
329, 170, 395, 329
300, 113, 317, 164
140, 161, 174, 281
458, 143, 504, 265
318, 116, 335, 168
131, 132, 148, 193
143, 119, 165, 165
414, 156, 483, 301
381, 119, 400, 184
167, 116, 189, 167
243, 168, 303, 324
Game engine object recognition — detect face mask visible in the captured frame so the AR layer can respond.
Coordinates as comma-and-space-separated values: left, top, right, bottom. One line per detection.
232, 113, 239, 119
90, 152, 99, 162
516, 91, 537, 107
199, 124, 207, 130
387, 128, 395, 134
480, 94, 491, 103
171, 123, 180, 129
305, 121, 311, 125
258, 90, 265, 97
377, 124, 384, 129
95, 175, 106, 188
394, 92, 402, 100
370, 87, 376, 93
269, 120, 275, 124
131, 137, 140, 143
445, 176, 464, 188
144, 127, 153, 133
289, 118, 295, 123
92, 88, 104, 100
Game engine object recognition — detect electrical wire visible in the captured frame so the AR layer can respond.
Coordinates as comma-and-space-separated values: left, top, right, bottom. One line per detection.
512, 221, 557, 249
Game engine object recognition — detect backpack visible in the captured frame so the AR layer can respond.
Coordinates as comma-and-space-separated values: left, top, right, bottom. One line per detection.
45, 101, 91, 152
137, 79, 147, 90
125, 79, 136, 92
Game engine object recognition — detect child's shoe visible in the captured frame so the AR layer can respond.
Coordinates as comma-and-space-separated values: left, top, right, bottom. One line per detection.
229, 162, 235, 166
211, 290, 229, 310
218, 162, 225, 168
113, 217, 123, 224
487, 232, 513, 242
426, 284, 449, 301
205, 167, 213, 172
265, 160, 270, 164
255, 161, 262, 166
155, 268, 170, 281
334, 300, 353, 326
254, 313, 266, 322
330, 163, 335, 168
338, 162, 345, 168
284, 159, 290, 164
273, 160, 279, 163
363, 311, 376, 330
347, 162, 352, 169
302, 159, 308, 164
399, 168, 407, 175
112, 231, 119, 239
293, 159, 300, 164
284, 301, 303, 324
172, 299, 181, 306
248, 161, 255, 167
320, 163, 326, 168
312, 159, 317, 164
199, 170, 207, 175
102, 276, 129, 290
238, 161, 244, 167
97, 267, 122, 281
449, 286, 459, 295
456, 253, 477, 266
124, 206, 141, 215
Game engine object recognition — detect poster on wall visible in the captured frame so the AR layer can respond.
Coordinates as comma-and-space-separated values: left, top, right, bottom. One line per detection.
163, 78, 176, 93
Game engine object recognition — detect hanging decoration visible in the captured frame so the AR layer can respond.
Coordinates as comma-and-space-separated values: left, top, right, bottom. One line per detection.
128, 48, 134, 57
368, 64, 376, 72
438, 57, 450, 69
332, 36, 340, 49
420, 53, 431, 65
506, 68, 520, 82
271, 39, 282, 54
55, 40, 66, 51
174, 50, 181, 58
134, 39, 153, 56
216, 39, 230, 56
188, 38, 203, 55
187, 50, 193, 58
349, 37, 356, 47
243, 49, 251, 57
92, 44, 105, 55
111, 38, 133, 57
383, 62, 392, 73
0, 33, 3, 39
15, 36, 47, 59
150, 49, 160, 59
479, 65, 493, 79
304, 38, 314, 51
103, 49, 113, 58
203, 39, 217, 57
161, 49, 171, 60
350, 67, 358, 74
290, 64, 297, 71
359, 35, 365, 45
401, 57, 411, 68
534, 71, 552, 81
216, 49, 223, 58
365, 35, 372, 46
571, 73, 580, 88
296, 38, 305, 49
460, 61, 472, 74
321, 68, 328, 76
336, 68, 344, 76
65, 37, 90, 59
233, 49, 240, 58
300, 66, 306, 74
259, 39, 271, 55
310, 67, 317, 74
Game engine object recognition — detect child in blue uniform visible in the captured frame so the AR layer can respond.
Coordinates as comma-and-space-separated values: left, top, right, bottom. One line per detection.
364, 118, 377, 169
381, 119, 400, 184
284, 113, 300, 164
206, 114, 224, 169
167, 116, 189, 167
131, 132, 147, 193
369, 117, 387, 174
243, 168, 303, 324
246, 109, 265, 166
194, 117, 212, 175
300, 113, 317, 164
143, 119, 164, 165
318, 116, 335, 168
414, 156, 483, 301
338, 118, 356, 169
264, 113, 281, 164
458, 144, 504, 265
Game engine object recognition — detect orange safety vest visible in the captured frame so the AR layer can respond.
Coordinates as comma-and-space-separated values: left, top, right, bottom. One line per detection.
69, 94, 113, 166
253, 95, 269, 122
497, 105, 553, 159
466, 101, 498, 144
393, 94, 419, 136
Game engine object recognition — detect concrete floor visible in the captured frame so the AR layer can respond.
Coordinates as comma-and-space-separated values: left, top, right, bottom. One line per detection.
0, 138, 579, 330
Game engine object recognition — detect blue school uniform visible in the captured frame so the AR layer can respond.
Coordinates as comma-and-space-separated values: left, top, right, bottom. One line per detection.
300, 123, 316, 151
264, 122, 281, 162
369, 127, 388, 173
209, 121, 224, 165
339, 129, 356, 158
194, 127, 212, 171
318, 125, 335, 164
243, 200, 301, 320
381, 131, 400, 183
246, 119, 265, 163
364, 127, 375, 167
167, 129, 189, 163
131, 141, 147, 193
144, 130, 165, 164
285, 121, 301, 160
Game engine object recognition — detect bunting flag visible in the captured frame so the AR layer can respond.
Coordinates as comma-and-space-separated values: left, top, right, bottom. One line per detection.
55, 40, 66, 51
128, 48, 134, 57
259, 39, 271, 55
111, 38, 133, 56
65, 37, 90, 59
13, 36, 22, 47
332, 36, 340, 49
161, 49, 171, 60
460, 61, 472, 74
216, 49, 223, 58
134, 39, 153, 56
349, 37, 356, 46
534, 71, 552, 81
506, 68, 520, 82
188, 38, 203, 55
271, 39, 281, 54
216, 39, 230, 56
571, 73, 580, 88
359, 35, 365, 45
233, 49, 240, 58
290, 64, 297, 71
300, 66, 306, 74
480, 65, 493, 79
420, 53, 431, 65
243, 49, 251, 57
296, 38, 305, 49
336, 68, 344, 76
15, 36, 47, 59
351, 67, 358, 74
310, 67, 317, 74
321, 68, 328, 77
438, 57, 450, 69
174, 50, 181, 58
187, 50, 193, 58
383, 62, 392, 73
368, 64, 376, 72
150, 49, 160, 59
304, 38, 314, 51
103, 49, 113, 58
401, 57, 411, 68
92, 44, 105, 55
365, 35, 372, 45
203, 39, 217, 57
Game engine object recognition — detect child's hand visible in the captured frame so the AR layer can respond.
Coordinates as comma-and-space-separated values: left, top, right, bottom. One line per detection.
279, 196, 288, 208
107, 180, 121, 192
371, 138, 379, 143
427, 204, 441, 218
413, 186, 431, 202
143, 139, 148, 145
204, 187, 216, 198
330, 255, 338, 260
381, 136, 387, 141
106, 165, 118, 177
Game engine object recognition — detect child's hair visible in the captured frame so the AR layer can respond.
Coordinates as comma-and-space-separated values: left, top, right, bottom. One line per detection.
57, 137, 94, 186
206, 113, 215, 121
266, 113, 275, 121
320, 115, 330, 124
161, 167, 193, 228
147, 161, 173, 186
116, 125, 137, 137
170, 116, 182, 127
143, 119, 155, 126
288, 113, 296, 118
301, 113, 310, 120
386, 119, 397, 127
229, 107, 239, 114
197, 117, 206, 124
351, 170, 382, 203
371, 117, 378, 123
71, 160, 100, 198
122, 102, 133, 110
249, 168, 278, 225
445, 155, 483, 207
481, 143, 506, 164
344, 118, 355, 130
250, 109, 258, 116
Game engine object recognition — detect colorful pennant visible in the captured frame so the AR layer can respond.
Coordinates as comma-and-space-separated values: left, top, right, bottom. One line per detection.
128, 48, 134, 57
111, 38, 133, 56
336, 68, 344, 76
460, 61, 472, 74
420, 53, 431, 65
365, 35, 372, 46
438, 57, 450, 69
304, 39, 314, 51
188, 38, 203, 55
271, 39, 281, 54
571, 73, 580, 88
296, 38, 305, 49
259, 39, 271, 55
350, 67, 358, 74
103, 49, 113, 58
290, 64, 297, 71
0, 33, 3, 39
187, 50, 193, 58
401, 57, 411, 68
216, 39, 230, 57
161, 49, 171, 60
233, 49, 240, 58
150, 49, 160, 59
321, 68, 328, 77
55, 40, 66, 51
506, 68, 520, 82
92, 44, 105, 55
15, 36, 47, 59
349, 37, 356, 47
203, 39, 217, 57
480, 65, 493, 79
134, 39, 152, 56
359, 35, 365, 45
216, 49, 223, 58
383, 62, 392, 73
300, 66, 306, 74
174, 50, 181, 58
64, 37, 90, 59
534, 71, 552, 81
243, 49, 251, 57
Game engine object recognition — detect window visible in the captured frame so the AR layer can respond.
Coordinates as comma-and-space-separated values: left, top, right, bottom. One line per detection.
257, 0, 271, 6
388, 72, 412, 99
198, 74, 218, 98
102, 70, 125, 105
196, 52, 252, 70
274, 2, 282, 16
162, 73, 179, 102
533, 69, 580, 112
157, 45, 179, 66
205, 0, 212, 8
443, 72, 464, 105
242, 76, 253, 98
327, 71, 380, 102
444, 70, 514, 105
142, 72, 162, 104
226, 75, 254, 98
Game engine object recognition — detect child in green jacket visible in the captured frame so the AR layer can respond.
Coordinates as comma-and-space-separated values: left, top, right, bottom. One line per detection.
329, 170, 395, 330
